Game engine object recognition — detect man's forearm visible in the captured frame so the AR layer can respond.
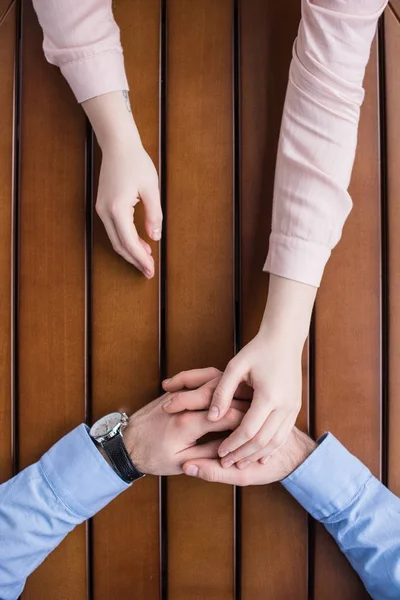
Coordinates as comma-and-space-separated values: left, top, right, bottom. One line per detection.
0, 426, 128, 599
283, 432, 400, 598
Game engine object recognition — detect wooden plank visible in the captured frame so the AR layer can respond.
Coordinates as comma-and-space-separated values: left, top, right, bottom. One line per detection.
18, 3, 87, 598
0, 0, 16, 484
386, 7, 400, 496
389, 0, 400, 20
239, 2, 309, 598
165, 1, 235, 597
313, 41, 381, 599
91, 1, 161, 598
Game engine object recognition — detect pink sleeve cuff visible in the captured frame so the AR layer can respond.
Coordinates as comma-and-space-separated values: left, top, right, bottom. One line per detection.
264, 232, 331, 288
60, 50, 129, 103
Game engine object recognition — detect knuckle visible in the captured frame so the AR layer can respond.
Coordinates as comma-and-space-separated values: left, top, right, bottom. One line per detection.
242, 426, 255, 441
95, 203, 106, 219
205, 468, 220, 483
210, 367, 222, 378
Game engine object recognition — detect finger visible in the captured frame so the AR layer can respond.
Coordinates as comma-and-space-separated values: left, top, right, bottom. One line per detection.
163, 383, 250, 414
183, 458, 252, 486
140, 183, 163, 241
254, 416, 296, 465
179, 439, 222, 462
163, 379, 219, 413
139, 238, 152, 255
221, 410, 282, 468
217, 397, 273, 458
162, 368, 222, 392
208, 360, 245, 422
102, 217, 139, 267
112, 208, 155, 278
179, 407, 245, 443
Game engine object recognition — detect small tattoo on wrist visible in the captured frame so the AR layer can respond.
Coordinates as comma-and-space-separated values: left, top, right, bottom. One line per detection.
123, 90, 132, 113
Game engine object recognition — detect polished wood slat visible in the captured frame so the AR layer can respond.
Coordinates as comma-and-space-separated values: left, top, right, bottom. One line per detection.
0, 0, 16, 484
313, 42, 381, 599
91, 1, 161, 597
19, 4, 87, 598
389, 0, 400, 20
239, 2, 309, 598
385, 7, 400, 496
166, 1, 235, 598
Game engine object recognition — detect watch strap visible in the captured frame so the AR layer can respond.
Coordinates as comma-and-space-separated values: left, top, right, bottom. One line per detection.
102, 433, 144, 483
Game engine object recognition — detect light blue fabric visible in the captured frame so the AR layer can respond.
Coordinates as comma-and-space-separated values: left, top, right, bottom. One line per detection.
0, 425, 128, 600
283, 433, 400, 599
0, 427, 399, 599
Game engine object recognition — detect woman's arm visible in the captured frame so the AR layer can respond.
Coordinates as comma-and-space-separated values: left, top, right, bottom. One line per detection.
207, 0, 388, 467
32, 0, 162, 274
265, 0, 387, 287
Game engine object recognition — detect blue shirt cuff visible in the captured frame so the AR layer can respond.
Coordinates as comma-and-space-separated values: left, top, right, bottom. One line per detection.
281, 433, 371, 521
39, 424, 130, 520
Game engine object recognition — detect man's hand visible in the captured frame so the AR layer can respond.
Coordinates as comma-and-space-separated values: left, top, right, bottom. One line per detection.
83, 91, 162, 278
122, 387, 247, 476
182, 427, 317, 485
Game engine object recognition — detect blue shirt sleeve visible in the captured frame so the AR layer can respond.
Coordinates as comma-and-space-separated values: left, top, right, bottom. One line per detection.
0, 424, 129, 600
282, 433, 400, 599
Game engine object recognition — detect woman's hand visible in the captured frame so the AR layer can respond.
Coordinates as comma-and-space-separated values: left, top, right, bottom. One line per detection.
208, 332, 303, 467
96, 139, 160, 278
83, 91, 162, 278
207, 275, 317, 468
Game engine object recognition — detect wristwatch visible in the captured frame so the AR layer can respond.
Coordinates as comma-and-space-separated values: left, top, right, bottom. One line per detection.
89, 412, 144, 483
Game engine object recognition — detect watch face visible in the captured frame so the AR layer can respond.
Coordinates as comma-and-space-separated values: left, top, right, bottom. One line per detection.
90, 412, 122, 440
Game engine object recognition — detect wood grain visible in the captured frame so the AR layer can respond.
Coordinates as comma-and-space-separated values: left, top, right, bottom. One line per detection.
389, 0, 400, 20
313, 40, 381, 599
0, 0, 16, 484
165, 1, 235, 598
91, 1, 161, 598
239, 2, 309, 598
19, 3, 87, 598
385, 7, 400, 496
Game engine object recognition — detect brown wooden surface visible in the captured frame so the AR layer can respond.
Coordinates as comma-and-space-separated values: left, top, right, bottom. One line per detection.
313, 40, 382, 599
18, 3, 87, 598
389, 0, 400, 19
2, 1, 398, 598
239, 2, 309, 598
165, 1, 235, 598
91, 1, 161, 598
386, 6, 400, 497
0, 0, 16, 484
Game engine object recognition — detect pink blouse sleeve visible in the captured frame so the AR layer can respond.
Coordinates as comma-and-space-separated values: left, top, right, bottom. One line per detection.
32, 0, 128, 103
265, 0, 387, 287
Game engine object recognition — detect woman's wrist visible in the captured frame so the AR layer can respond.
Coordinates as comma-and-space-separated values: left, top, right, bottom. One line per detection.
82, 90, 142, 152
258, 274, 317, 348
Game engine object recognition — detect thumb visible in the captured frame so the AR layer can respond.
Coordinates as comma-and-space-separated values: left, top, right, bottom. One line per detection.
208, 360, 245, 422
140, 183, 163, 241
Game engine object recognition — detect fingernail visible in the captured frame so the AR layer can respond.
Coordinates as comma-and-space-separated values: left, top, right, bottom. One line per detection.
208, 405, 219, 421
162, 399, 172, 410
185, 465, 198, 477
238, 461, 250, 470
218, 449, 229, 458
261, 457, 270, 465
222, 459, 234, 468
151, 228, 161, 241
144, 269, 153, 279
163, 378, 171, 385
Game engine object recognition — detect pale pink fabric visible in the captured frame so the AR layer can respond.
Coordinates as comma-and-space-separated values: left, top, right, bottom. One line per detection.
265, 0, 387, 286
32, 0, 128, 103
32, 0, 387, 287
